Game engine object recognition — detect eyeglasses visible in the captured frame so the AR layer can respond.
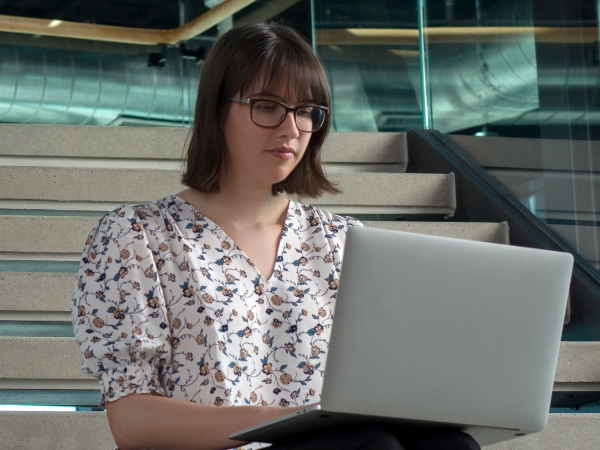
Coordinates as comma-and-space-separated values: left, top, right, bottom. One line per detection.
230, 97, 328, 133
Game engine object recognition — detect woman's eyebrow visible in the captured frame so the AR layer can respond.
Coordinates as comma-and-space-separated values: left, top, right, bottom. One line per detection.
247, 91, 314, 104
247, 91, 281, 99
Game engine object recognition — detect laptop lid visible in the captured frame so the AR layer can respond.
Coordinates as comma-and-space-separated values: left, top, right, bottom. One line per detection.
320, 226, 573, 435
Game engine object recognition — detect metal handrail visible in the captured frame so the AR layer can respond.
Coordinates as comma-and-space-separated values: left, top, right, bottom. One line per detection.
0, 0, 256, 45
408, 128, 600, 341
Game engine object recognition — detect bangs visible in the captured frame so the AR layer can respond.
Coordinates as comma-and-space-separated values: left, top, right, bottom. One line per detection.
222, 28, 330, 107
244, 52, 328, 106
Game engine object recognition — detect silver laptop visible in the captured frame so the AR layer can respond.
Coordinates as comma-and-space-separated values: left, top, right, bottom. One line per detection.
231, 226, 574, 447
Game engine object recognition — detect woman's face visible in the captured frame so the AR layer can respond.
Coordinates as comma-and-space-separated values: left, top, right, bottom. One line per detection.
221, 80, 313, 191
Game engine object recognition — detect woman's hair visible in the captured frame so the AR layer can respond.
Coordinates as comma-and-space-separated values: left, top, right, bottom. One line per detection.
181, 22, 340, 198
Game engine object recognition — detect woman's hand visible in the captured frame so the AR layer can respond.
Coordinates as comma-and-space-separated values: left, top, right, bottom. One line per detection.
106, 392, 310, 450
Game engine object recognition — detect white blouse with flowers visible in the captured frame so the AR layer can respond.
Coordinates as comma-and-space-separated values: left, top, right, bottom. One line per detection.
71, 194, 362, 448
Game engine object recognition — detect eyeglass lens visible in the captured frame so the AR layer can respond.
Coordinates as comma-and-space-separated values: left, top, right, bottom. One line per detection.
251, 101, 325, 132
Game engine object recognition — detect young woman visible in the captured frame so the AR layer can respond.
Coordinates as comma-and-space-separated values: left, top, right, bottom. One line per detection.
72, 22, 480, 450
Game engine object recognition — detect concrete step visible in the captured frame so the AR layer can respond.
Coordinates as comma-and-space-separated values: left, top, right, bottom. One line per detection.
0, 216, 507, 260
0, 220, 508, 322
365, 221, 509, 245
0, 168, 456, 215
1, 337, 596, 400
450, 135, 600, 172
0, 412, 114, 450
486, 414, 600, 449
0, 337, 92, 383
0, 125, 408, 171
450, 135, 600, 225
0, 216, 100, 259
0, 272, 74, 322
4, 411, 597, 450
490, 170, 599, 221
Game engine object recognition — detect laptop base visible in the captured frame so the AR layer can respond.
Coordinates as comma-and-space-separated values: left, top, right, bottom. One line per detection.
231, 406, 521, 446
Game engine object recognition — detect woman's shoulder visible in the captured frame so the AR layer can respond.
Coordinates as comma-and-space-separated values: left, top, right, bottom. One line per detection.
287, 200, 361, 265
93, 195, 185, 228
84, 196, 188, 254
291, 200, 363, 231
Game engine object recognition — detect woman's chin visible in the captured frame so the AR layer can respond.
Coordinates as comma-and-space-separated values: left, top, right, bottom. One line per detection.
266, 169, 296, 185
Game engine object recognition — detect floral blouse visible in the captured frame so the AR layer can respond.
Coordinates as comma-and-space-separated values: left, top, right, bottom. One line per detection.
71, 194, 362, 449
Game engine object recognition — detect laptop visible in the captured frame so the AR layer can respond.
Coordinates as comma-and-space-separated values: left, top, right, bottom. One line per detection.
231, 226, 574, 447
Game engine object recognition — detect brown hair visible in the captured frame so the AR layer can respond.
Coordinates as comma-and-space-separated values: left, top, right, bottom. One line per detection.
181, 22, 340, 198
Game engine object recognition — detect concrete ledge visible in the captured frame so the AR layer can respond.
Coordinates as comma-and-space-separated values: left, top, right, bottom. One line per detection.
0, 218, 507, 255
0, 337, 90, 380
322, 132, 407, 168
2, 338, 597, 385
450, 135, 600, 172
0, 272, 76, 313
0, 168, 455, 215
0, 412, 598, 449
0, 216, 99, 254
1, 166, 183, 202
366, 221, 510, 245
0, 125, 407, 165
0, 411, 114, 450
0, 221, 508, 318
490, 171, 599, 214
0, 217, 509, 259
555, 341, 600, 383
486, 414, 600, 449
0, 124, 189, 159
304, 173, 454, 210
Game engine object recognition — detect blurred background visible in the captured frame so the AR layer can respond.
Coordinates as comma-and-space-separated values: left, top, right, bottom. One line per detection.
0, 0, 598, 273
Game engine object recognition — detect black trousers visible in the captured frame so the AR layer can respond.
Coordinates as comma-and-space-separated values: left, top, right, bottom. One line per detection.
269, 426, 481, 450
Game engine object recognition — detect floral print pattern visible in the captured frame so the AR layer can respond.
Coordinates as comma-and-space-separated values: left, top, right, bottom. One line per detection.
71, 195, 361, 448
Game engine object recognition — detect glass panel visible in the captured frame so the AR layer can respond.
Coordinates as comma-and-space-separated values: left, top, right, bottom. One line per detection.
0, 38, 201, 127
426, 0, 539, 133
0, 1, 311, 127
312, 1, 422, 131
422, 0, 600, 276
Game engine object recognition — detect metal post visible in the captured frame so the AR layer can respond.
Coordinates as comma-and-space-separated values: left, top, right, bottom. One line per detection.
418, 0, 433, 129
310, 0, 317, 54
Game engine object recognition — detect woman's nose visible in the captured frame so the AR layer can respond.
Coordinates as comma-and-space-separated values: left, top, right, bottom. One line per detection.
277, 110, 300, 138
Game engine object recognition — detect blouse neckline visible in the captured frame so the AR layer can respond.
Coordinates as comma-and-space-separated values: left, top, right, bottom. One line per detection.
169, 194, 293, 284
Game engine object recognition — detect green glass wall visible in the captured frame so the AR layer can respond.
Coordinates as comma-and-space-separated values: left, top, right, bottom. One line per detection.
0, 0, 599, 301
421, 0, 600, 277
313, 0, 600, 277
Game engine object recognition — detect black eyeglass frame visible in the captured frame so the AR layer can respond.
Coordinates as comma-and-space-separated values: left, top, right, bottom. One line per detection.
229, 97, 329, 133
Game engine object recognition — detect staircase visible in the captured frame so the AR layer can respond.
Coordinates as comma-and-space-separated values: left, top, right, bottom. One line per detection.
450, 134, 600, 271
0, 124, 598, 448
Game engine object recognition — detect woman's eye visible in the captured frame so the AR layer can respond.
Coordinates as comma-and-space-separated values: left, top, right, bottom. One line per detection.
255, 103, 278, 113
297, 108, 313, 117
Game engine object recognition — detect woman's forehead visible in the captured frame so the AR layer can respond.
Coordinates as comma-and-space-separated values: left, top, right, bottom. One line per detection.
241, 75, 314, 103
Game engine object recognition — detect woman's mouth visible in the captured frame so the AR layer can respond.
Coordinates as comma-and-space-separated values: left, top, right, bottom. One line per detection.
267, 147, 295, 160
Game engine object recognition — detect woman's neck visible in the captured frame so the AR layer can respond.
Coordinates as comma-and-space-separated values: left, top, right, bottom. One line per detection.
177, 185, 288, 230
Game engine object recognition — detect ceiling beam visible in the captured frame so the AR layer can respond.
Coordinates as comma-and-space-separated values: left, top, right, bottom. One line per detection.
316, 27, 599, 45
0, 0, 256, 45
235, 0, 302, 27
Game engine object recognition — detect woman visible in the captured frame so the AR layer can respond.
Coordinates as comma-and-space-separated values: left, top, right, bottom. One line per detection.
72, 22, 480, 450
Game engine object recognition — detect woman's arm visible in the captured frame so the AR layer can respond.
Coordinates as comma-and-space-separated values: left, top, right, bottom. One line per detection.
106, 392, 306, 450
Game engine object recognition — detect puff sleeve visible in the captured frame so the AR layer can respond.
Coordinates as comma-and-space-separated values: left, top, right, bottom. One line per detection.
71, 206, 171, 405
316, 209, 363, 260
